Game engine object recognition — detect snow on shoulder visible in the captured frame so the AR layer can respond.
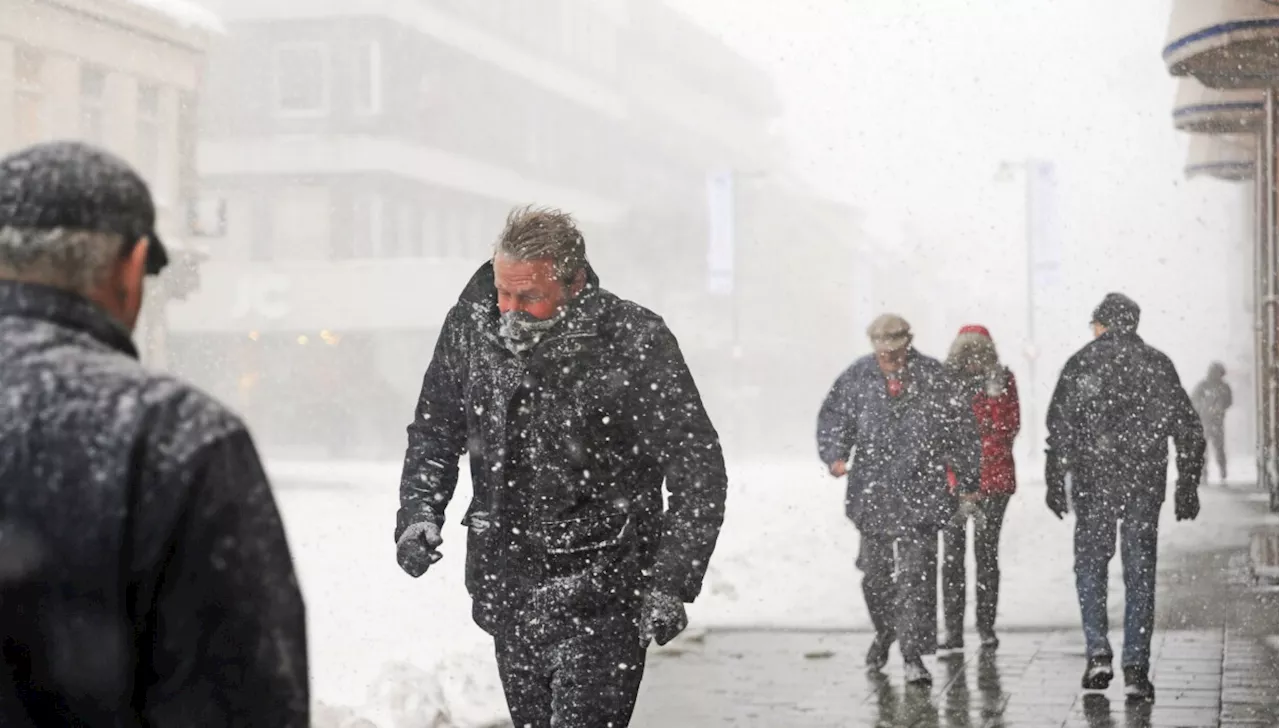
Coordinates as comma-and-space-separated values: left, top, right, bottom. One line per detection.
121, 0, 225, 33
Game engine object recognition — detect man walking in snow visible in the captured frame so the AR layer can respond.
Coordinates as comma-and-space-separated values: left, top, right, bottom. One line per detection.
395, 206, 728, 727
1191, 362, 1233, 484
0, 141, 308, 725
1045, 293, 1205, 702
817, 313, 982, 686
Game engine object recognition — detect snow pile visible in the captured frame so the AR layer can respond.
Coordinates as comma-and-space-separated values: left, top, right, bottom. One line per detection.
121, 0, 225, 33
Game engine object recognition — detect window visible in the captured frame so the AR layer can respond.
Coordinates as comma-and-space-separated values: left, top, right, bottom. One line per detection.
274, 44, 330, 116
351, 193, 385, 258
80, 65, 107, 143
274, 185, 331, 261
14, 47, 45, 146
354, 41, 382, 115
136, 83, 162, 185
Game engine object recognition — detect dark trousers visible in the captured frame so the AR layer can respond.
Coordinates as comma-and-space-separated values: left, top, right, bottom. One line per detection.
1074, 506, 1160, 669
494, 616, 647, 728
940, 494, 1011, 637
1204, 426, 1226, 482
858, 528, 939, 661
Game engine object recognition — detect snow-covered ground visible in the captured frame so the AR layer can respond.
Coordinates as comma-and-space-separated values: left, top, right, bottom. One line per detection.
271, 458, 1269, 726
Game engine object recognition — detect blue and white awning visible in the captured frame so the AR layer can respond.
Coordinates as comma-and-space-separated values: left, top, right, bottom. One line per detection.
1165, 0, 1278, 89
1185, 133, 1257, 181
1173, 78, 1266, 133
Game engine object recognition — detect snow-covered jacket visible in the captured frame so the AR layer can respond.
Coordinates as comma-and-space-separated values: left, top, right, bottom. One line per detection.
1046, 329, 1205, 514
816, 349, 982, 535
397, 263, 727, 636
0, 280, 308, 727
947, 368, 1020, 496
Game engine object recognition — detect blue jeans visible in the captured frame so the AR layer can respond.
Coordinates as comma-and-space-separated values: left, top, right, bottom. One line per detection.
1074, 507, 1160, 669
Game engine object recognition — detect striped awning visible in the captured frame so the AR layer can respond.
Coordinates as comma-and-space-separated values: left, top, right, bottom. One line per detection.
1185, 133, 1257, 181
1165, 0, 1279, 88
1173, 78, 1266, 133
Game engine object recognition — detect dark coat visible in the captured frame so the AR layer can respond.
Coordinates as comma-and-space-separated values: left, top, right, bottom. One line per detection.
1191, 376, 1232, 435
816, 349, 982, 535
1045, 330, 1205, 517
397, 263, 727, 637
0, 281, 308, 727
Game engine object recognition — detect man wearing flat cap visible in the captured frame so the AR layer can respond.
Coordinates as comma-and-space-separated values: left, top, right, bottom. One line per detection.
817, 313, 981, 686
1045, 292, 1204, 702
0, 141, 308, 725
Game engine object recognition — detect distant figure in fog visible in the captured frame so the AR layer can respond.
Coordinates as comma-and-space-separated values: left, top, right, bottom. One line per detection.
0, 142, 308, 725
1191, 362, 1233, 484
1045, 293, 1204, 703
817, 313, 982, 687
939, 325, 1020, 653
395, 206, 727, 727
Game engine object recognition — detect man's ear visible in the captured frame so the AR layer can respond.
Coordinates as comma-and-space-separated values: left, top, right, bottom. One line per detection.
568, 268, 587, 296
124, 238, 149, 285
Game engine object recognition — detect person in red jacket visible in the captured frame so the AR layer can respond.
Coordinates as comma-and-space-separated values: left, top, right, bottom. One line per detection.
939, 325, 1020, 651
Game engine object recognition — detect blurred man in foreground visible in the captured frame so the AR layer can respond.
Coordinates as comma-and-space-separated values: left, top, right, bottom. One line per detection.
0, 141, 308, 725
395, 206, 728, 727
817, 314, 981, 686
1045, 293, 1204, 702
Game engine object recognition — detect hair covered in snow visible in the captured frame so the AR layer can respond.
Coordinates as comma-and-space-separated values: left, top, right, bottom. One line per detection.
494, 205, 588, 282
946, 325, 1001, 373
0, 226, 125, 294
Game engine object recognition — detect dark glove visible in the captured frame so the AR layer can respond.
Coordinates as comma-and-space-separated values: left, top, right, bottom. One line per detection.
396, 521, 443, 577
1044, 452, 1069, 520
1175, 482, 1200, 521
639, 591, 688, 647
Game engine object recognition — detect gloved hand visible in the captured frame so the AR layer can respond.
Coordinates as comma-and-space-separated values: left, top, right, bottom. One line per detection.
1175, 481, 1200, 521
950, 494, 987, 529
1045, 453, 1069, 520
396, 521, 443, 577
639, 591, 688, 647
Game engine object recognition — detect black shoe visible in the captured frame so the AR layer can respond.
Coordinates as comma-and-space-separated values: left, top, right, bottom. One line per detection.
1082, 656, 1114, 690
978, 629, 999, 649
866, 633, 894, 672
1124, 666, 1155, 702
938, 633, 964, 653
904, 658, 933, 686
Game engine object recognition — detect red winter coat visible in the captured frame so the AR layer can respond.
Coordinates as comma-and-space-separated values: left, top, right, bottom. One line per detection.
948, 369, 1020, 495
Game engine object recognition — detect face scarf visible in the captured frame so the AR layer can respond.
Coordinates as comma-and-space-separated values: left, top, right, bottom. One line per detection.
498, 309, 564, 355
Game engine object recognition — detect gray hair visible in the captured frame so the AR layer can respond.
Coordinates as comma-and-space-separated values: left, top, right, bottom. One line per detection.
494, 205, 587, 282
0, 226, 126, 293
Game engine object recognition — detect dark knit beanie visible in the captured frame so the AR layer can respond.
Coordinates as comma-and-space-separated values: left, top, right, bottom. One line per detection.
1091, 293, 1140, 332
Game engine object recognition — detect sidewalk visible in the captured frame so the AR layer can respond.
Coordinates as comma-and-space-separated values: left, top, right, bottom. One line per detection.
632, 488, 1279, 727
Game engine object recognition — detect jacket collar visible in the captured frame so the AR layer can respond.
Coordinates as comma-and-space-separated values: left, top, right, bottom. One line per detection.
0, 280, 138, 358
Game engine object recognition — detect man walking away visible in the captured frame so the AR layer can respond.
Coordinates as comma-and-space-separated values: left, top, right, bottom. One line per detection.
1045, 293, 1205, 703
395, 206, 728, 727
817, 314, 982, 686
0, 142, 308, 726
1191, 362, 1232, 484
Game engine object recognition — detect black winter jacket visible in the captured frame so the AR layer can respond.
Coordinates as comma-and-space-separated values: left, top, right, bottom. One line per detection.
0, 281, 308, 727
1045, 329, 1205, 516
397, 263, 727, 636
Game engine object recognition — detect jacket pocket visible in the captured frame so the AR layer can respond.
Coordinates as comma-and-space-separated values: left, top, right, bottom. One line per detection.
539, 512, 632, 580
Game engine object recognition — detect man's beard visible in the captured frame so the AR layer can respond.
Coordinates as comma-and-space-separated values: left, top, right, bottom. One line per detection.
498, 309, 563, 355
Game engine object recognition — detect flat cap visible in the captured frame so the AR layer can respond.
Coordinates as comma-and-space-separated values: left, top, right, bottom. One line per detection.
0, 141, 168, 275
867, 313, 912, 353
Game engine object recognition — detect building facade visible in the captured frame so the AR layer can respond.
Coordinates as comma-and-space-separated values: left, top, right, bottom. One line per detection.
171, 0, 786, 459
0, 0, 218, 365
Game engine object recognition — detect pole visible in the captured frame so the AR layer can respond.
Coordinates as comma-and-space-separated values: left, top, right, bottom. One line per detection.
1024, 159, 1038, 471
1263, 86, 1279, 509
1255, 135, 1266, 494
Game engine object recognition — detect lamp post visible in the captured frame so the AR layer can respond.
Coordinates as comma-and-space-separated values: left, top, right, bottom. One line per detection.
996, 159, 1049, 470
